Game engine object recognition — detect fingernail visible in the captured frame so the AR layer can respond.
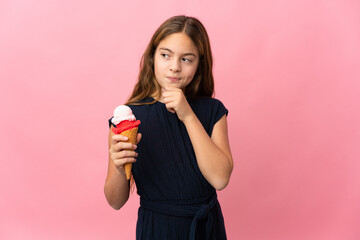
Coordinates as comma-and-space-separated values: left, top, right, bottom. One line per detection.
133, 145, 137, 149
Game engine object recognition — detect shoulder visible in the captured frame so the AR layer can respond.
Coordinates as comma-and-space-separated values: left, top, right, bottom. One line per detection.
128, 97, 155, 106
126, 97, 154, 110
189, 97, 223, 104
127, 97, 157, 123
127, 97, 153, 105
188, 97, 229, 136
189, 97, 228, 115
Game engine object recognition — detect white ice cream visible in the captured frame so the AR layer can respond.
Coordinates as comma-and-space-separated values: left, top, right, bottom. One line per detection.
111, 105, 136, 125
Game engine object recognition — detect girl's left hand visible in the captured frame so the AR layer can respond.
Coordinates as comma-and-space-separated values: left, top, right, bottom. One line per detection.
162, 87, 195, 122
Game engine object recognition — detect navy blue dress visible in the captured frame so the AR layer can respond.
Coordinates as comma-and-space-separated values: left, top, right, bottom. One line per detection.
109, 97, 228, 240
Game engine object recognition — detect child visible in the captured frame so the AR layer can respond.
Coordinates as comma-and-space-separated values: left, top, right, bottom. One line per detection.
105, 15, 233, 240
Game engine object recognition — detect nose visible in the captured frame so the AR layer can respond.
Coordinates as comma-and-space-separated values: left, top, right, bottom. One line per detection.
169, 59, 181, 72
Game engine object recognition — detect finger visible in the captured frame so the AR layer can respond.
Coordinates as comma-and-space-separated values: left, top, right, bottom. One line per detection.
163, 89, 183, 99
113, 150, 138, 160
162, 90, 180, 98
162, 99, 176, 112
136, 133, 142, 144
162, 90, 171, 98
112, 134, 128, 144
121, 150, 138, 158
113, 158, 137, 168
163, 95, 177, 105
163, 86, 181, 92
165, 105, 176, 114
113, 142, 137, 152
165, 101, 177, 110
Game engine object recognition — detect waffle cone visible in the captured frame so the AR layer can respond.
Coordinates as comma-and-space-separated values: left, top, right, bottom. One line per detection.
119, 127, 138, 180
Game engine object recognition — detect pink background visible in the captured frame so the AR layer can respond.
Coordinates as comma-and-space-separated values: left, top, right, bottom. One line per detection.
1, 0, 359, 239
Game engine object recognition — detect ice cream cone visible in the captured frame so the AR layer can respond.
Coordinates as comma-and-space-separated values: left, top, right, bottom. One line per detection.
120, 127, 138, 180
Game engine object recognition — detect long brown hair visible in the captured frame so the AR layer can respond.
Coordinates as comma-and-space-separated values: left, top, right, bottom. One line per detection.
126, 15, 215, 105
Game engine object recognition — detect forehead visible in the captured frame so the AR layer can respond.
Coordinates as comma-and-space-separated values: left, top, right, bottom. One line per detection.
157, 32, 198, 55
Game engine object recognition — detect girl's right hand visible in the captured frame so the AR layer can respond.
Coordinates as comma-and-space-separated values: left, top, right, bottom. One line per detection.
109, 133, 142, 171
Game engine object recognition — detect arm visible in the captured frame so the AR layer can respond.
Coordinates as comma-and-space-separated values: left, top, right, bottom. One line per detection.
162, 87, 233, 190
104, 126, 140, 210
183, 114, 233, 190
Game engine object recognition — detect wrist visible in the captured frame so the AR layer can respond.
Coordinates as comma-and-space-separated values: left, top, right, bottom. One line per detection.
113, 165, 127, 178
182, 112, 197, 125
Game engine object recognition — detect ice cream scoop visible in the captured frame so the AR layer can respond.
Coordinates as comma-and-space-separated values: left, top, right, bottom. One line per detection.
112, 105, 136, 125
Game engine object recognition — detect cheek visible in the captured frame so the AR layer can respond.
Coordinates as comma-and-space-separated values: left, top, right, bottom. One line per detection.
154, 64, 168, 85
153, 60, 161, 77
154, 60, 166, 75
186, 65, 198, 79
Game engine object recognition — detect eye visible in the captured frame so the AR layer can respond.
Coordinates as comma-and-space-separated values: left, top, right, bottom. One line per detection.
161, 53, 169, 58
182, 57, 192, 63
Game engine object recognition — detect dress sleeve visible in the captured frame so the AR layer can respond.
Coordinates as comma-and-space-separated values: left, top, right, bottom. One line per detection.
108, 117, 115, 129
208, 99, 229, 137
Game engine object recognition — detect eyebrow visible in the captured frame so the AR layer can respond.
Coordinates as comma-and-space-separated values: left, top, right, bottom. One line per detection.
159, 48, 197, 57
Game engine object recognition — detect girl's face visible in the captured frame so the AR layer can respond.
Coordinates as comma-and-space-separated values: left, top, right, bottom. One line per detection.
153, 32, 199, 92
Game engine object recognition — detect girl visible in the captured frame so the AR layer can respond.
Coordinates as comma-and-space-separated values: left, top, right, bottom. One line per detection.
105, 15, 233, 240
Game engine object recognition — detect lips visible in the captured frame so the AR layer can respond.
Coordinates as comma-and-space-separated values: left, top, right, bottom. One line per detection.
167, 77, 181, 82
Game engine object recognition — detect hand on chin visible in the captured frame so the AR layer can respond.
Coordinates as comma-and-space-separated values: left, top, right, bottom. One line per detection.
161, 86, 193, 121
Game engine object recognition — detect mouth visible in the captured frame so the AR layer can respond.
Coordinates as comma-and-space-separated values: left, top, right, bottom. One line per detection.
167, 77, 181, 83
